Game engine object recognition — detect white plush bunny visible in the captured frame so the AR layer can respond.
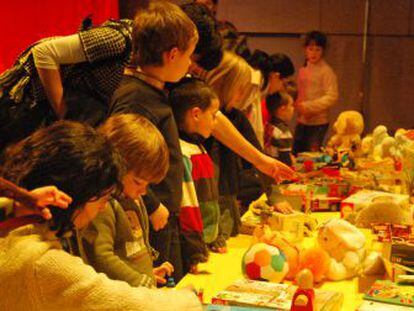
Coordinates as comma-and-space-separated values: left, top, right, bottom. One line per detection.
317, 219, 383, 281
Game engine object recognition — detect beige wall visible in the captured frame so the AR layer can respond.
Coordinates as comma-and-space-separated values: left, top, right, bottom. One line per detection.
217, 0, 414, 133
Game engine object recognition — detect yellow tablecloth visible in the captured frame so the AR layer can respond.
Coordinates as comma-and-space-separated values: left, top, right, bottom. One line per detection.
178, 212, 379, 310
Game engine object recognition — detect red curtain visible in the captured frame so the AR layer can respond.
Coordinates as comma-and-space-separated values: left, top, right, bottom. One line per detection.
0, 0, 119, 73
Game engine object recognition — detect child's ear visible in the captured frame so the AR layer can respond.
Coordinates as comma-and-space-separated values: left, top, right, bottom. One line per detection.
270, 72, 281, 79
190, 107, 202, 121
164, 47, 180, 63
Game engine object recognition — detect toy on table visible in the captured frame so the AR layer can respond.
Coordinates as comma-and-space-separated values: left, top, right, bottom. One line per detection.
242, 242, 289, 282
354, 196, 413, 228
250, 198, 317, 240
327, 110, 364, 152
297, 248, 330, 284
317, 219, 384, 281
252, 224, 332, 284
290, 269, 315, 311
341, 190, 411, 225
253, 225, 301, 280
166, 277, 176, 288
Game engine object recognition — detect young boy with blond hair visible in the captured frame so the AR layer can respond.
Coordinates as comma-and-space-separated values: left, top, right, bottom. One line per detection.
79, 114, 174, 288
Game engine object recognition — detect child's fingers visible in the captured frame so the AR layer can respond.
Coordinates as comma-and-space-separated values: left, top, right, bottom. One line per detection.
161, 262, 174, 275
155, 275, 166, 284
40, 208, 52, 220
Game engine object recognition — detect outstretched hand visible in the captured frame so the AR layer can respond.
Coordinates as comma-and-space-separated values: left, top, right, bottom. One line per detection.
255, 154, 297, 183
29, 186, 72, 219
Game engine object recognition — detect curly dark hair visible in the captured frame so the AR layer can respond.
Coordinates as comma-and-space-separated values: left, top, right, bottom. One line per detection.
1, 120, 125, 236
249, 50, 295, 90
180, 2, 223, 70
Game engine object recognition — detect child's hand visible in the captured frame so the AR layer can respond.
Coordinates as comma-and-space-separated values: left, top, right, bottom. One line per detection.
29, 186, 72, 220
189, 264, 199, 274
149, 203, 169, 231
153, 261, 174, 284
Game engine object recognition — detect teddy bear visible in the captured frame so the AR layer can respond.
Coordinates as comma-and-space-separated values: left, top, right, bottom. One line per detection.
354, 195, 412, 228
373, 136, 397, 161
328, 110, 364, 151
317, 219, 383, 281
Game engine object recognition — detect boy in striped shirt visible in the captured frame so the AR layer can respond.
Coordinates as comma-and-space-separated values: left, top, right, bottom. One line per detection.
264, 92, 295, 166
170, 78, 220, 274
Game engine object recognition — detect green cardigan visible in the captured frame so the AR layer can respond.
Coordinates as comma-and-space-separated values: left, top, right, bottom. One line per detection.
79, 196, 156, 288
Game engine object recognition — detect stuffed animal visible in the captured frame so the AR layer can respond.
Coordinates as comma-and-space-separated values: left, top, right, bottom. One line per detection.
328, 111, 364, 151
317, 219, 383, 281
360, 135, 373, 157
353, 196, 412, 228
372, 125, 389, 146
297, 247, 330, 283
252, 225, 300, 280
373, 136, 397, 161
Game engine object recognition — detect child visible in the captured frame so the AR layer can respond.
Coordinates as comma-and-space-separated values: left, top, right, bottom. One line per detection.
79, 114, 174, 288
109, 1, 199, 282
264, 92, 295, 167
0, 121, 201, 310
293, 30, 338, 154
205, 52, 262, 249
169, 78, 220, 272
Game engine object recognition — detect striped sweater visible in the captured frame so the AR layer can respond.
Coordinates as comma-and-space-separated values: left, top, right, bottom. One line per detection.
179, 137, 220, 269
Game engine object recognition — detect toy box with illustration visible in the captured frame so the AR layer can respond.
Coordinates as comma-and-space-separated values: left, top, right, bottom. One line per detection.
364, 280, 414, 308
211, 279, 343, 311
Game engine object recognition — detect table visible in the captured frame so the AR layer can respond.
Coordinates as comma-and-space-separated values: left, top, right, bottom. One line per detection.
178, 212, 380, 310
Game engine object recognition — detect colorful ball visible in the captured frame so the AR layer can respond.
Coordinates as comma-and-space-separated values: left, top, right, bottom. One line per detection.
242, 243, 289, 282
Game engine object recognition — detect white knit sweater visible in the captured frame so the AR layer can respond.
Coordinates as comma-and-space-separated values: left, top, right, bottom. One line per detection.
0, 224, 202, 311
296, 60, 338, 125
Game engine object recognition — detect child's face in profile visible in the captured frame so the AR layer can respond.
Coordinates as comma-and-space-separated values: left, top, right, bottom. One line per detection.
277, 97, 294, 123
192, 98, 220, 138
305, 42, 323, 65
267, 72, 286, 95
164, 35, 198, 82
122, 171, 149, 199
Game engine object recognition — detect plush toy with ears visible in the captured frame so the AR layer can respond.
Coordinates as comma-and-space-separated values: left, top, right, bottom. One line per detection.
328, 111, 364, 151
354, 196, 412, 228
317, 219, 383, 281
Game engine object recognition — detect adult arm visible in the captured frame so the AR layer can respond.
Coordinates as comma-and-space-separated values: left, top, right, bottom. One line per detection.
32, 34, 86, 118
212, 112, 295, 181
33, 24, 128, 118
0, 177, 71, 219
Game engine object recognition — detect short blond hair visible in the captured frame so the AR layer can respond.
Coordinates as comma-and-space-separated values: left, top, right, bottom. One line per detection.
205, 51, 253, 110
132, 1, 198, 66
99, 114, 169, 184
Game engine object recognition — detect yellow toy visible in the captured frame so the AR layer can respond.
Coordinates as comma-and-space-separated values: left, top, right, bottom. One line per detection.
328, 111, 364, 151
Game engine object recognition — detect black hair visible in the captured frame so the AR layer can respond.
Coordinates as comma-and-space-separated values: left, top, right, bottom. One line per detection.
304, 30, 327, 49
180, 2, 223, 70
1, 121, 124, 237
169, 77, 218, 126
249, 50, 295, 90
266, 92, 290, 121
218, 20, 251, 61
